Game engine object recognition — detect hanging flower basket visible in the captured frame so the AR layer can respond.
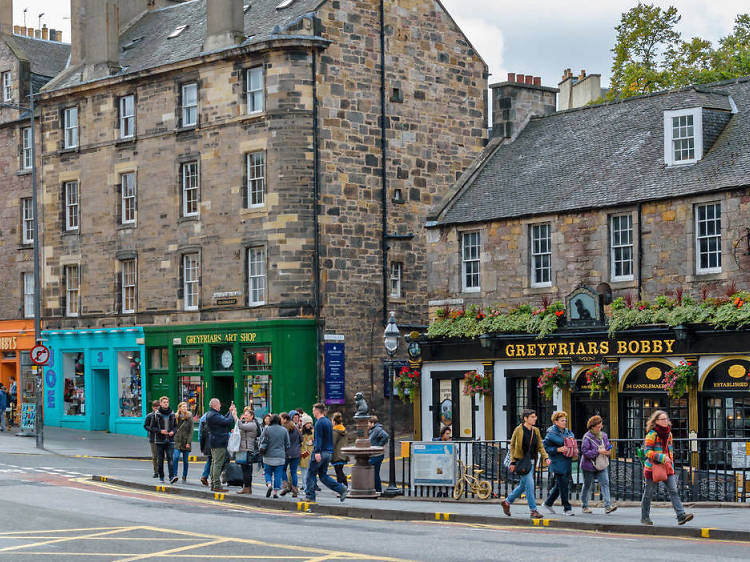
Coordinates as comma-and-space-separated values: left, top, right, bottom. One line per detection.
538, 365, 571, 400
462, 370, 491, 398
662, 360, 697, 400
395, 365, 420, 403
583, 363, 617, 397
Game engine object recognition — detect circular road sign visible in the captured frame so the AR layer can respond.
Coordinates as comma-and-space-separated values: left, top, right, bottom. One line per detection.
30, 344, 50, 366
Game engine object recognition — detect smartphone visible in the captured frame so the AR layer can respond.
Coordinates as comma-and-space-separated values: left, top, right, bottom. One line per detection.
606, 443, 613, 450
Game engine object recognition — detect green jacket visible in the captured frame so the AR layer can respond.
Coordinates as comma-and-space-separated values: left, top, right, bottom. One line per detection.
509, 424, 548, 465
174, 415, 194, 452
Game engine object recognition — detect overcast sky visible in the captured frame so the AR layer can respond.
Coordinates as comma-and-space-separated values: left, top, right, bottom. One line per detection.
12, 0, 750, 88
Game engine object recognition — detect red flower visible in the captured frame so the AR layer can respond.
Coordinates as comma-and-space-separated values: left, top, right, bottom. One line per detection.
555, 310, 564, 317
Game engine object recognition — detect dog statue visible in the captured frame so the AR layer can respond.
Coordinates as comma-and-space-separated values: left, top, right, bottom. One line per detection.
354, 392, 369, 417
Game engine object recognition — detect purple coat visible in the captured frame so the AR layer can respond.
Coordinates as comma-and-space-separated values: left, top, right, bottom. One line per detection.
580, 431, 611, 472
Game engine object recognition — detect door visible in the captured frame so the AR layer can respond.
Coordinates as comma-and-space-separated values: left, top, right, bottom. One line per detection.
572, 393, 609, 436
505, 370, 553, 438
91, 369, 110, 431
431, 371, 475, 440
149, 373, 169, 407
213, 376, 234, 415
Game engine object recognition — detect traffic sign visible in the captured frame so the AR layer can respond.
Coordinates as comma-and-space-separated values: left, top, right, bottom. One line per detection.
30, 344, 50, 366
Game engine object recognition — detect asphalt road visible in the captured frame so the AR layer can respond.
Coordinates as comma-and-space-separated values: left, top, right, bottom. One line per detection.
0, 453, 748, 561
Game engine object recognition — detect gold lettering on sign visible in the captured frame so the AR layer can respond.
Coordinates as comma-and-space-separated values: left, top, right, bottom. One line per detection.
640, 340, 651, 353
652, 340, 663, 354
617, 341, 628, 354
240, 332, 257, 342
664, 339, 675, 353
628, 341, 639, 354
0, 337, 17, 350
527, 344, 536, 357
588, 342, 598, 355
505, 344, 515, 357
600, 341, 610, 354
537, 343, 547, 356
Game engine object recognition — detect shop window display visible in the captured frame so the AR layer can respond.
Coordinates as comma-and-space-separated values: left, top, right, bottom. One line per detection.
63, 352, 85, 416
244, 375, 270, 418
117, 351, 142, 417
177, 348, 202, 372
243, 347, 271, 371
179, 376, 204, 421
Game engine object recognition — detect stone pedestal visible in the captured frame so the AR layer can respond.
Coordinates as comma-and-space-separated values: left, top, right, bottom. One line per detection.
340, 415, 383, 498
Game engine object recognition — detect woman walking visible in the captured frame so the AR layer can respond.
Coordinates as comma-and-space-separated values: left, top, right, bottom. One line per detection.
260, 414, 290, 498
641, 410, 694, 525
299, 414, 314, 493
542, 411, 576, 516
501, 409, 550, 519
280, 411, 302, 497
172, 402, 194, 483
236, 407, 261, 494
580, 415, 616, 514
331, 412, 349, 488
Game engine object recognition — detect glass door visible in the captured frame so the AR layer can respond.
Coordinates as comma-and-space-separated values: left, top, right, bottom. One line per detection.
431, 371, 475, 440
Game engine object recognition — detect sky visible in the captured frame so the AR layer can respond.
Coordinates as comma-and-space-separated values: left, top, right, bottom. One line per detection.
10, 0, 750, 88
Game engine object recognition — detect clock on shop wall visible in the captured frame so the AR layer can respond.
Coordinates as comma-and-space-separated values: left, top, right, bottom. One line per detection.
220, 349, 233, 369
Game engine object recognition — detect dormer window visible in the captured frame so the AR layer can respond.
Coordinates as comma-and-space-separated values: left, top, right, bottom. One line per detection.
664, 108, 702, 166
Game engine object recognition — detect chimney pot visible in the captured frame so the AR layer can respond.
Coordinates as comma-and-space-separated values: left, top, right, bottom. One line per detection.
27, 27, 33, 37
533, 76, 541, 86
35, 29, 40, 38
41, 26, 48, 40
516, 73, 525, 83
57, 30, 63, 42
525, 75, 533, 85
13, 25, 20, 34
507, 72, 515, 82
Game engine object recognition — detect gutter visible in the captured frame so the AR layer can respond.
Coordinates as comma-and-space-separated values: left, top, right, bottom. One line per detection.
312, 48, 323, 402
379, 0, 388, 325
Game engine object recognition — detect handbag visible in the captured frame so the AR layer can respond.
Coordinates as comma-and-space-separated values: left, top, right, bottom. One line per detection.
584, 434, 609, 471
235, 450, 249, 465
651, 461, 669, 482
503, 450, 511, 469
227, 421, 241, 454
562, 435, 578, 458
258, 432, 268, 455
515, 430, 536, 476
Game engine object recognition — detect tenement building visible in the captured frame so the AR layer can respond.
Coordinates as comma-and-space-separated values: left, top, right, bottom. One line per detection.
27, 0, 486, 434
0, 1, 69, 420
416, 74, 750, 463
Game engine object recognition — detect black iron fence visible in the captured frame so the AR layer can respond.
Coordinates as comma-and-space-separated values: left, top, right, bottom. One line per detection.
400, 438, 750, 503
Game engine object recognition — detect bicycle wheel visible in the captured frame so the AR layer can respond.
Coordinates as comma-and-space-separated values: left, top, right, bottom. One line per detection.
453, 479, 465, 500
476, 480, 491, 500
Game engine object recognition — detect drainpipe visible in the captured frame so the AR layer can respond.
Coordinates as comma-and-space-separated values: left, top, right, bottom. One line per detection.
637, 202, 643, 299
312, 49, 322, 401
379, 0, 388, 325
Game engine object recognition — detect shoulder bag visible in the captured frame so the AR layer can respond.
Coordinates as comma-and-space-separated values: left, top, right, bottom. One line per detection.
227, 421, 241, 454
235, 450, 249, 465
515, 430, 536, 476
651, 460, 669, 482
584, 434, 610, 471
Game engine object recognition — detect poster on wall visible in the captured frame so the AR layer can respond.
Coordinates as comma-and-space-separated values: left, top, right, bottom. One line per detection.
411, 442, 456, 487
731, 442, 750, 469
21, 404, 35, 431
324, 342, 345, 404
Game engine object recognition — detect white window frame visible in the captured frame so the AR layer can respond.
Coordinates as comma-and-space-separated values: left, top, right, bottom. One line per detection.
610, 213, 634, 282
65, 265, 80, 317
64, 181, 79, 231
21, 197, 34, 245
530, 223, 552, 288
23, 272, 34, 319
461, 231, 480, 292
119, 95, 135, 139
121, 172, 136, 225
2, 71, 11, 102
181, 83, 198, 127
248, 247, 266, 306
22, 127, 32, 170
64, 107, 79, 149
664, 108, 702, 166
246, 151, 265, 207
121, 259, 137, 314
246, 67, 264, 114
181, 161, 200, 217
390, 262, 402, 299
183, 254, 200, 311
695, 202, 722, 274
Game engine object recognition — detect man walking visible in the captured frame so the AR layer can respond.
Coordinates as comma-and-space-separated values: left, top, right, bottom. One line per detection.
0, 384, 8, 432
305, 403, 347, 503
7, 377, 16, 428
206, 398, 237, 492
148, 396, 177, 484
367, 416, 389, 493
144, 400, 160, 478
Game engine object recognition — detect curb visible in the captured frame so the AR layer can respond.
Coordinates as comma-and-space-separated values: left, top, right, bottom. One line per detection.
90, 476, 750, 542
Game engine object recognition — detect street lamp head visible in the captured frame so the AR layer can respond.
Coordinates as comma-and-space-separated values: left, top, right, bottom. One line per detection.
383, 311, 400, 356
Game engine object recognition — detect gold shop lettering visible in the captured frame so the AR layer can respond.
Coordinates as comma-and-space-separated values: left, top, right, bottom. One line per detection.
184, 333, 256, 345
0, 337, 17, 350
504, 338, 675, 358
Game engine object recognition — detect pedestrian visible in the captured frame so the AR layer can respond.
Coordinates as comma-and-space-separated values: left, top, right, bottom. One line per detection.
148, 396, 178, 484
580, 415, 616, 514
0, 384, 8, 432
295, 408, 305, 432
641, 410, 694, 526
259, 414, 290, 498
144, 400, 160, 478
440, 426, 452, 441
236, 407, 261, 494
367, 415, 389, 493
542, 410, 576, 516
299, 414, 314, 493
206, 398, 237, 492
198, 410, 211, 486
280, 411, 302, 497
172, 401, 194, 483
305, 403, 348, 503
501, 409, 550, 519
7, 376, 16, 428
331, 412, 349, 488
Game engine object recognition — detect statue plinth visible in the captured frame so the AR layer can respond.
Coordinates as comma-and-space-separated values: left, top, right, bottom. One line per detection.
341, 415, 383, 498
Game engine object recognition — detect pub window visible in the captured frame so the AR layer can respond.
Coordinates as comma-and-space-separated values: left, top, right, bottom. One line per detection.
181, 82, 198, 127
246, 66, 264, 114
63, 352, 85, 416
22, 272, 34, 319
121, 172, 136, 224
610, 213, 634, 282
64, 180, 79, 231
2, 71, 11, 101
530, 223, 551, 287
149, 347, 168, 370
695, 202, 721, 274
119, 95, 135, 139
182, 253, 200, 311
179, 375, 204, 421
21, 197, 33, 244
64, 107, 79, 149
246, 151, 265, 208
65, 264, 80, 317
121, 258, 137, 314
117, 351, 142, 418
461, 231, 480, 292
243, 347, 271, 371
22, 127, 32, 170
177, 348, 203, 373
181, 161, 200, 217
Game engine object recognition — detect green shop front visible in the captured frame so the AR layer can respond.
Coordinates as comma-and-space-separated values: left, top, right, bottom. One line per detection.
144, 320, 317, 422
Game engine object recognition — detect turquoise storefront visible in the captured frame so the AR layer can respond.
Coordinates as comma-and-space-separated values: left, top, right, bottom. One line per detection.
42, 327, 146, 436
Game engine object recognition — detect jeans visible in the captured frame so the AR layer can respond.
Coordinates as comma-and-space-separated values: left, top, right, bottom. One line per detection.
642, 474, 685, 520
283, 457, 300, 488
241, 461, 253, 487
545, 472, 572, 511
202, 456, 211, 479
581, 468, 612, 508
155, 442, 175, 480
369, 454, 384, 493
306, 451, 346, 501
210, 447, 228, 489
506, 470, 537, 511
300, 467, 308, 491
150, 442, 159, 475
332, 462, 347, 486
264, 463, 284, 490
172, 449, 190, 479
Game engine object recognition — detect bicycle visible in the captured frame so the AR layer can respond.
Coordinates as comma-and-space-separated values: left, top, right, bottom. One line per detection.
453, 459, 492, 500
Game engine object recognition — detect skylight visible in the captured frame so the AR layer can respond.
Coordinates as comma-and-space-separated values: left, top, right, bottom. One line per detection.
168, 25, 189, 39
277, 0, 295, 9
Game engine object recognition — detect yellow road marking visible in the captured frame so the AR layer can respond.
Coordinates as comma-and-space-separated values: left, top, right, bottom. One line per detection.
155, 485, 166, 492
0, 527, 127, 536
701, 528, 716, 538
0, 527, 132, 553
115, 538, 229, 562
297, 501, 313, 512
214, 492, 225, 500
434, 512, 451, 521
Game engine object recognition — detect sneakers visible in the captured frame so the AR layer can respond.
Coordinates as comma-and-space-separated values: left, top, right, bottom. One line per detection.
677, 513, 694, 525
152, 473, 158, 479
500, 500, 511, 516
200, 476, 208, 486
605, 505, 618, 514
581, 507, 592, 514
641, 518, 654, 526
339, 486, 348, 503
170, 476, 179, 484
182, 477, 187, 483
542, 504, 556, 515
266, 486, 273, 498
563, 510, 574, 517
529, 510, 543, 519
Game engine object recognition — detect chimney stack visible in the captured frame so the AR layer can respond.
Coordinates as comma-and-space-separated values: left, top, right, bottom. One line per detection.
71, 0, 120, 76
41, 24, 48, 40
558, 67, 602, 111
203, 0, 244, 52
490, 73, 558, 140
0, 0, 11, 34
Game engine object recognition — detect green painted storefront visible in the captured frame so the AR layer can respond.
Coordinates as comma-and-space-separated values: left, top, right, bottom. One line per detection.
143, 320, 317, 422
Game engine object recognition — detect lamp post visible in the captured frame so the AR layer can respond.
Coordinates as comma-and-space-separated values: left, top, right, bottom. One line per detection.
381, 311, 402, 497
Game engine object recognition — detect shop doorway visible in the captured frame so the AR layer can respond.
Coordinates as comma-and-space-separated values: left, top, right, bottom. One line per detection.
430, 371, 476, 440
91, 369, 110, 431
505, 370, 553, 438
148, 374, 169, 407
572, 371, 610, 435
213, 376, 234, 414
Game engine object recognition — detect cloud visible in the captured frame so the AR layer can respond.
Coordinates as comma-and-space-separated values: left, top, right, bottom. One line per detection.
450, 16, 506, 82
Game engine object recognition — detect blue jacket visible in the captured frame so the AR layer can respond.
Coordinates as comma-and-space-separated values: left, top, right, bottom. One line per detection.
0, 390, 7, 411
312, 415, 334, 454
368, 423, 389, 448
206, 408, 234, 449
543, 424, 574, 475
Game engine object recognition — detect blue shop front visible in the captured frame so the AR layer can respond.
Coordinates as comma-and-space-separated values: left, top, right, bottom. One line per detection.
42, 327, 146, 436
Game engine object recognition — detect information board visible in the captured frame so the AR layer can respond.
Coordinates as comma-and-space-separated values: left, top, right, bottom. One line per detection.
731, 441, 750, 469
21, 403, 36, 431
324, 342, 345, 404
411, 441, 456, 486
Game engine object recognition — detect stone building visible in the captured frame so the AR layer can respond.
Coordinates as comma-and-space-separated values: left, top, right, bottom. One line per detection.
31, 0, 486, 434
0, 1, 69, 407
417, 74, 750, 453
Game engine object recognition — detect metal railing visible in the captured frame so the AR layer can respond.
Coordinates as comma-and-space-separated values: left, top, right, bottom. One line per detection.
400, 438, 750, 503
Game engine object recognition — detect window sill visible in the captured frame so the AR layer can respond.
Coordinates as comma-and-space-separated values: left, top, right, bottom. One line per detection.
60, 147, 79, 155
688, 270, 726, 282
117, 223, 137, 231
175, 125, 198, 134
15, 169, 31, 176
389, 297, 406, 304
524, 285, 556, 296
248, 302, 266, 308
239, 112, 266, 123
115, 137, 136, 147
609, 278, 636, 288
178, 215, 200, 223
62, 230, 80, 237
240, 206, 267, 217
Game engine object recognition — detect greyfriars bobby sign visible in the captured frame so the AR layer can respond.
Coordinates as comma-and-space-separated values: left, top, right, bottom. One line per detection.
565, 286, 603, 326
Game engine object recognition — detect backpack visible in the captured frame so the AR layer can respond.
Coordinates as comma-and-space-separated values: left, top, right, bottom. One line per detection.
199, 419, 209, 455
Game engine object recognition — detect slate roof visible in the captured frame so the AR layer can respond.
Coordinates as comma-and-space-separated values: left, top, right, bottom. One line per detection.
4, 33, 70, 78
435, 79, 750, 226
46, 0, 325, 91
